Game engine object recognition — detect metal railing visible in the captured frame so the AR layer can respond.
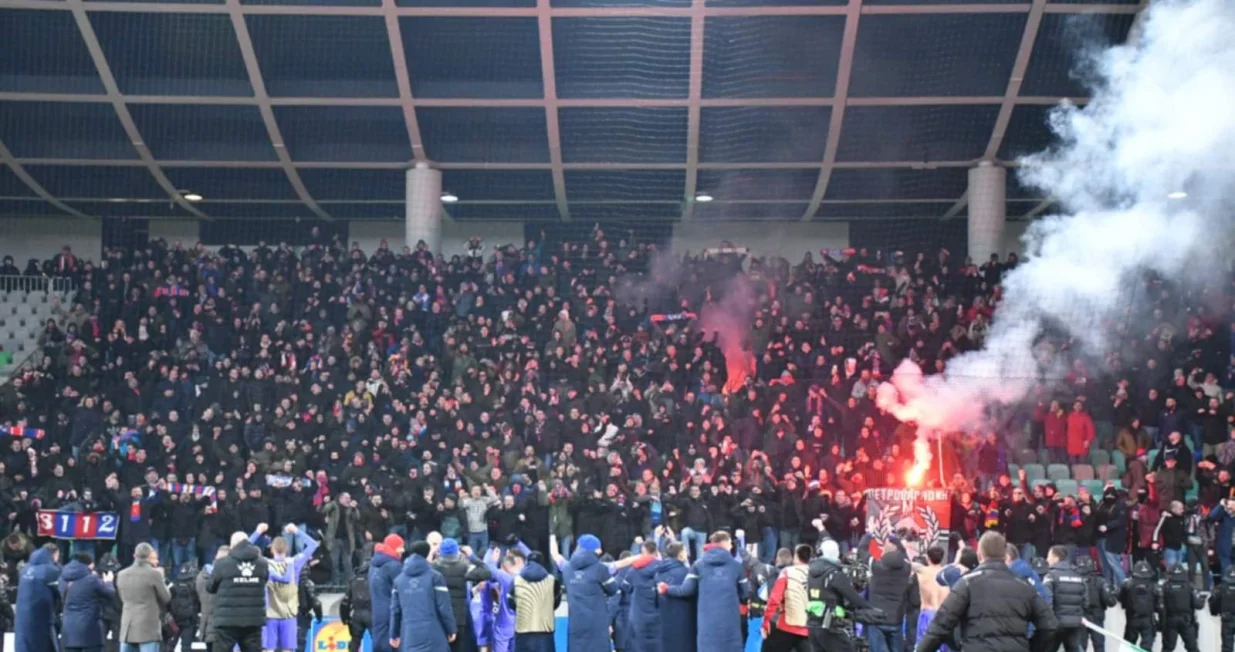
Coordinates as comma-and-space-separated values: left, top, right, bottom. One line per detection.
0, 274, 77, 294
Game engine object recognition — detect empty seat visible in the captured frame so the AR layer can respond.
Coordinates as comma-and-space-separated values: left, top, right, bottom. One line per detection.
1047, 464, 1071, 480
1110, 450, 1126, 474
1082, 480, 1105, 497
1054, 479, 1079, 497
1096, 464, 1118, 482
1090, 450, 1111, 467
1038, 450, 1054, 465
1072, 464, 1096, 481
1015, 449, 1037, 465
1023, 464, 1046, 481
1008, 463, 1020, 478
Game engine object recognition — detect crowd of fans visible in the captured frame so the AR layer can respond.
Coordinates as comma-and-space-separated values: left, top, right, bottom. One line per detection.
0, 224, 1232, 620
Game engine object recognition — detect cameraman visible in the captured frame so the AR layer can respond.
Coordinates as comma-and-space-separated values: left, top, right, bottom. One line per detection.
860, 534, 910, 652
805, 539, 877, 652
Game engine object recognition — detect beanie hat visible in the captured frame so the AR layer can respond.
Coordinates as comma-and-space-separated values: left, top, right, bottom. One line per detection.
578, 534, 602, 554
408, 541, 431, 558
819, 538, 840, 562
382, 534, 405, 555
440, 538, 460, 556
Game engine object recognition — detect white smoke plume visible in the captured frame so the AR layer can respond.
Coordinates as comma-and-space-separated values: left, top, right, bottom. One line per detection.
879, 0, 1235, 437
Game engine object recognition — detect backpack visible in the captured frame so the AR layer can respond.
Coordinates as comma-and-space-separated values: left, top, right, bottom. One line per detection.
347, 573, 372, 623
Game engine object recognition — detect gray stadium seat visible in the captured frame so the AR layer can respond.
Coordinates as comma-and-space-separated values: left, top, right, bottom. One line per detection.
1072, 464, 1095, 481
1090, 450, 1111, 467
1047, 464, 1071, 481
1023, 464, 1046, 481
1054, 479, 1079, 497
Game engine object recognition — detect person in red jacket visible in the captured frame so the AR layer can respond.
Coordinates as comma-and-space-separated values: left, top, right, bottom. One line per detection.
760, 545, 812, 652
1066, 401, 1096, 465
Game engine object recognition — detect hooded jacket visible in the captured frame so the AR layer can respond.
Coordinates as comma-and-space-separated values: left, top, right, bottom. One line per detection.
1007, 557, 1050, 606
390, 555, 455, 652
58, 559, 116, 649
562, 547, 618, 652
665, 545, 750, 652
15, 547, 60, 652
654, 558, 696, 652
368, 551, 402, 652
206, 540, 269, 629
623, 556, 663, 652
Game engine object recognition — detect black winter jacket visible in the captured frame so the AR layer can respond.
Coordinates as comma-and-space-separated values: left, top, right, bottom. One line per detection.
918, 561, 1057, 652
432, 553, 492, 631
206, 541, 269, 628
1043, 562, 1088, 627
865, 542, 911, 625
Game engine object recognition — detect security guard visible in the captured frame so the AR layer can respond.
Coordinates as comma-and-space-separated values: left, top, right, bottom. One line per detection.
1159, 563, 1202, 652
1119, 560, 1159, 650
1074, 556, 1117, 652
1042, 545, 1088, 652
916, 531, 1057, 652
1209, 566, 1235, 652
805, 539, 875, 652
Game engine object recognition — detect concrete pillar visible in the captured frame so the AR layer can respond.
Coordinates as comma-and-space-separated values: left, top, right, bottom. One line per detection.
405, 164, 442, 254
967, 162, 1006, 261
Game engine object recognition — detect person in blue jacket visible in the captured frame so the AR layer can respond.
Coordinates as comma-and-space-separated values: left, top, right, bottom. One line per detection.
58, 552, 117, 652
558, 534, 617, 652
654, 542, 696, 652
658, 531, 749, 652
369, 535, 405, 652
1006, 545, 1051, 605
390, 541, 456, 652
609, 555, 634, 652
623, 540, 665, 652
15, 544, 61, 652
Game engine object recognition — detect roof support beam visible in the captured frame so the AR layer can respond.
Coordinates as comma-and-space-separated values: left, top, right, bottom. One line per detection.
0, 91, 1089, 108
983, 0, 1047, 161
0, 139, 93, 219
536, 0, 569, 221
224, 0, 330, 221
381, 0, 426, 166
0, 0, 1142, 17
63, 0, 206, 219
802, 0, 863, 222
680, 0, 706, 222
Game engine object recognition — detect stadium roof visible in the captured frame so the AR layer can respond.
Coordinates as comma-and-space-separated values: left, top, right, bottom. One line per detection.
0, 0, 1139, 223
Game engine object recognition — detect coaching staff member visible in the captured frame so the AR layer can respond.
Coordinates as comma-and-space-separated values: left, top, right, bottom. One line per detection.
916, 531, 1057, 652
207, 531, 270, 652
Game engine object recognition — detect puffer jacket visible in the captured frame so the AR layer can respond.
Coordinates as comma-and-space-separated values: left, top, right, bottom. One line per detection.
368, 551, 402, 652
865, 541, 911, 624
432, 553, 492, 638
390, 555, 455, 652
665, 545, 750, 652
918, 561, 1059, 652
206, 540, 269, 629
58, 559, 115, 649
1043, 562, 1088, 627
562, 548, 618, 652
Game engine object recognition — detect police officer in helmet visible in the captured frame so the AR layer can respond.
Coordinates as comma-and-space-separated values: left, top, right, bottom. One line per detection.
805, 538, 876, 652
1209, 565, 1235, 652
1074, 555, 1117, 652
1159, 563, 1202, 652
1119, 560, 1159, 650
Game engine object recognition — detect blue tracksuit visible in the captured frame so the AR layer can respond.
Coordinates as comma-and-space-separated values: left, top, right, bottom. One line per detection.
624, 557, 665, 652
666, 546, 749, 652
369, 551, 403, 652
561, 549, 617, 652
609, 567, 633, 652
655, 559, 696, 652
15, 548, 61, 652
390, 555, 456, 652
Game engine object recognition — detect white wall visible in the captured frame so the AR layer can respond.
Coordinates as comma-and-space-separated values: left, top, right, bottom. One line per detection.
148, 219, 200, 246
0, 217, 102, 264
349, 220, 525, 259
670, 222, 849, 262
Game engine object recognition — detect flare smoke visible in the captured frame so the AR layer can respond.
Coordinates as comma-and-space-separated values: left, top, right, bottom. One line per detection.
879, 0, 1235, 438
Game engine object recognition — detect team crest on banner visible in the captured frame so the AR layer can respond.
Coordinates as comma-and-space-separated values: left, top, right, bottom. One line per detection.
865, 488, 951, 559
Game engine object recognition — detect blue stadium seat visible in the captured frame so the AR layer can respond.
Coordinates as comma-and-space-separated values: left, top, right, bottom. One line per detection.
1023, 464, 1046, 481
1082, 480, 1105, 497
1047, 464, 1071, 481
1110, 450, 1126, 474
1055, 479, 1079, 497
1008, 464, 1020, 479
